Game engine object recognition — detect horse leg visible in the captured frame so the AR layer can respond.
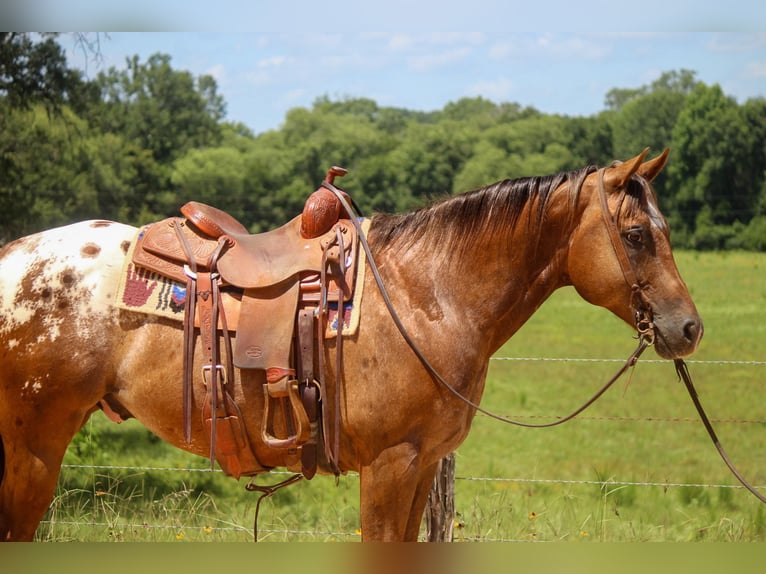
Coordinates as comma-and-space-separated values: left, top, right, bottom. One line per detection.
0, 410, 91, 541
359, 443, 438, 542
403, 460, 441, 541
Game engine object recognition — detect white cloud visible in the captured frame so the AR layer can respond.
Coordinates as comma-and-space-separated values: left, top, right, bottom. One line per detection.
489, 33, 611, 61
244, 69, 272, 86
489, 41, 518, 60
533, 34, 610, 59
466, 77, 514, 101
744, 60, 766, 78
244, 55, 293, 85
283, 88, 308, 104
408, 47, 472, 72
257, 55, 290, 69
388, 34, 415, 51
428, 32, 484, 46
708, 32, 766, 52
205, 64, 225, 82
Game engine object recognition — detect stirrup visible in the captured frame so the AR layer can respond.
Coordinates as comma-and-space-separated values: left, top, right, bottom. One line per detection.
261, 373, 311, 449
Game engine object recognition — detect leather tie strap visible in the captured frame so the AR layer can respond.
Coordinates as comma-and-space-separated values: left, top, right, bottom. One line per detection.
173, 219, 198, 444
333, 225, 346, 475
316, 230, 344, 476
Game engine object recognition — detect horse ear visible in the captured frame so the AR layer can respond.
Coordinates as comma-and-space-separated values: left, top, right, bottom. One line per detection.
636, 147, 670, 182
604, 147, 651, 191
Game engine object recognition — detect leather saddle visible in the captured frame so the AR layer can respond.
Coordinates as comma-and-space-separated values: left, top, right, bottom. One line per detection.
131, 167, 359, 480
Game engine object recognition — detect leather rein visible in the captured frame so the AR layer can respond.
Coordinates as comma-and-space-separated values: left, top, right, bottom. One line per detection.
323, 171, 766, 504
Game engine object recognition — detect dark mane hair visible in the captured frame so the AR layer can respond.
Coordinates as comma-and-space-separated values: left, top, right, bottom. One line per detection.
369, 165, 597, 254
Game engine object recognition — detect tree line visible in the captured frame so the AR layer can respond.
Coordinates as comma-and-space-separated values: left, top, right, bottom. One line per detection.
2, 33, 765, 249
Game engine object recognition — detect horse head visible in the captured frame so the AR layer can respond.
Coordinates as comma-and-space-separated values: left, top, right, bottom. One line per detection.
567, 148, 703, 359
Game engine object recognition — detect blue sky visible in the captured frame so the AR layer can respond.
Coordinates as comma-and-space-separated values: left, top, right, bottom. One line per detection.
60, 31, 766, 136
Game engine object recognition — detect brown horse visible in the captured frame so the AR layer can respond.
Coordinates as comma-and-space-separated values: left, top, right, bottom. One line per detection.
0, 149, 702, 542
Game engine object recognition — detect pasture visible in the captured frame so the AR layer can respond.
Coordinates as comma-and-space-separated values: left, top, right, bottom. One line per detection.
38, 251, 765, 542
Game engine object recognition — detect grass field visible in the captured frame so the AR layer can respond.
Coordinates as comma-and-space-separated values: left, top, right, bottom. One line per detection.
37, 251, 766, 542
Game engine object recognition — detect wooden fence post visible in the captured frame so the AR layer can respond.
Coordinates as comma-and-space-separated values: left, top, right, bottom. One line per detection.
424, 452, 456, 542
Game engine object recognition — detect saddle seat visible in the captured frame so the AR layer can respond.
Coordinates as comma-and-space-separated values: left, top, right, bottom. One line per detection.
216, 214, 348, 290
180, 201, 334, 288
136, 203, 355, 294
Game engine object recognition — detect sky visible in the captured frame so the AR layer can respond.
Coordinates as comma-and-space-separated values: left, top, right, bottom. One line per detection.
8, 0, 759, 137
59, 31, 766, 136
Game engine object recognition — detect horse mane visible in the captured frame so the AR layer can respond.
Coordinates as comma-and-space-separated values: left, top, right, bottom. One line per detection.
369, 165, 597, 255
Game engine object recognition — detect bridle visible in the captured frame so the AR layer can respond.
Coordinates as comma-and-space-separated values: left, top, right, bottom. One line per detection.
323, 171, 766, 504
596, 167, 656, 346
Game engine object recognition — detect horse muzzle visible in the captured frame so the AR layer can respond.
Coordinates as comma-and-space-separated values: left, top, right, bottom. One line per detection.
651, 311, 704, 359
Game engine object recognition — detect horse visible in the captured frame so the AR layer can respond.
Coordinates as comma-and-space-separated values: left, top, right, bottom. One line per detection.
0, 148, 702, 542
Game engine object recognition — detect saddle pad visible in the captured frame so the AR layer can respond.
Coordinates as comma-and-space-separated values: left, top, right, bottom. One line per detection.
114, 221, 371, 337
326, 218, 370, 337
115, 228, 240, 329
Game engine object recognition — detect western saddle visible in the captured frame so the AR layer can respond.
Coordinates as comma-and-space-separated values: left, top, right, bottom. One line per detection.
131, 167, 361, 481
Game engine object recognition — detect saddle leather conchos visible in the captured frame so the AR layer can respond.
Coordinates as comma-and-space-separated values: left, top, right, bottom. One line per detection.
130, 167, 362, 481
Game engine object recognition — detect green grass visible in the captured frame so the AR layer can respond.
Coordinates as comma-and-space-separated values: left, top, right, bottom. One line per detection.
40, 251, 766, 542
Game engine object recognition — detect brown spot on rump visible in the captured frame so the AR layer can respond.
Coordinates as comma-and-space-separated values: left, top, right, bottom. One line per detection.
89, 221, 113, 228
17, 258, 47, 305
80, 242, 101, 258
0, 234, 41, 257
120, 240, 131, 255
59, 269, 79, 288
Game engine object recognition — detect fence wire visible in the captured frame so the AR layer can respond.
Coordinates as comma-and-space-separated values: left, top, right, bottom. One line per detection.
47, 355, 764, 541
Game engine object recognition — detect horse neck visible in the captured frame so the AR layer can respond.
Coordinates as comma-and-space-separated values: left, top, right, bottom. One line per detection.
369, 186, 581, 356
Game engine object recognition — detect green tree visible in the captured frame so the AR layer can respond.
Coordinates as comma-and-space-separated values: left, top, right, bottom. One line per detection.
0, 104, 164, 241
668, 84, 761, 248
609, 70, 700, 162
0, 33, 85, 113
171, 146, 250, 223
89, 53, 225, 165
470, 114, 576, 181
605, 69, 698, 112
563, 114, 614, 167
453, 139, 512, 192
389, 120, 475, 201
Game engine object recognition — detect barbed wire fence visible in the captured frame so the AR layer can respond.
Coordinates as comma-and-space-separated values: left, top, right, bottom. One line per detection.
41, 356, 765, 542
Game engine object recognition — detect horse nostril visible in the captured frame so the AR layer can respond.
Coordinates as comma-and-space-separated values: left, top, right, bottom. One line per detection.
683, 319, 701, 343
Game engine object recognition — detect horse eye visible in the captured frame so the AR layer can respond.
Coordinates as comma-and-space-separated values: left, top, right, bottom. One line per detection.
624, 227, 643, 245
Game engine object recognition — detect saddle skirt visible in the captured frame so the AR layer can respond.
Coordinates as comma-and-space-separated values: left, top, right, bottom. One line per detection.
113, 192, 369, 479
